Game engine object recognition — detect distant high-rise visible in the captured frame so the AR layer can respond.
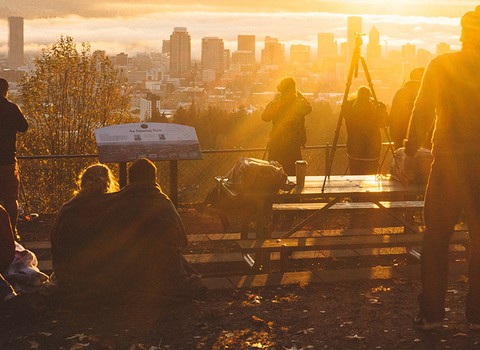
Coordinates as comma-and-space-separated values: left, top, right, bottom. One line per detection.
261, 36, 285, 66
290, 44, 310, 65
347, 16, 362, 63
169, 27, 191, 77
238, 35, 256, 61
317, 33, 337, 61
402, 43, 416, 59
162, 40, 170, 54
436, 42, 451, 55
8, 16, 24, 69
366, 26, 382, 61
115, 52, 128, 66
201, 37, 225, 79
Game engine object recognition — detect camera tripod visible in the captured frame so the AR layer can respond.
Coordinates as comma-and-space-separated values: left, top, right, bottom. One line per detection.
321, 33, 395, 192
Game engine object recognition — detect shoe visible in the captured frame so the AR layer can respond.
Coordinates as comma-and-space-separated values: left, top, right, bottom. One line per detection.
413, 316, 443, 331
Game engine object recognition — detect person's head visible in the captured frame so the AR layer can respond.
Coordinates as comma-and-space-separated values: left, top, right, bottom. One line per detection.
0, 79, 9, 98
460, 6, 480, 47
277, 77, 296, 95
75, 163, 119, 196
409, 68, 425, 82
128, 158, 157, 184
356, 86, 372, 101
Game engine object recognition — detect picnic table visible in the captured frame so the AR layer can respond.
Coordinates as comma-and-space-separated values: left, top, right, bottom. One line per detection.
224, 175, 436, 270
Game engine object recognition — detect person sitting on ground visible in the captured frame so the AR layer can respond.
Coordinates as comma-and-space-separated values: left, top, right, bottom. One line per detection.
112, 158, 205, 300
50, 163, 120, 295
0, 204, 16, 303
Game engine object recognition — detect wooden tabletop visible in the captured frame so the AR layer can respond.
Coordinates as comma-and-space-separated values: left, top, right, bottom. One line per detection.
282, 175, 425, 200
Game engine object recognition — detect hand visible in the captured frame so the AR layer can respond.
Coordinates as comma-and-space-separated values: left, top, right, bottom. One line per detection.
399, 154, 416, 184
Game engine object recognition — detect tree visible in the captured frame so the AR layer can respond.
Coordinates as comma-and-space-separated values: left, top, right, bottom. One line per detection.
18, 36, 132, 212
20, 36, 131, 155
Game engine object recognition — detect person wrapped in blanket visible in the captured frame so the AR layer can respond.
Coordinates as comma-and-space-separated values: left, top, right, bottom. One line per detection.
51, 160, 205, 302
0, 204, 16, 303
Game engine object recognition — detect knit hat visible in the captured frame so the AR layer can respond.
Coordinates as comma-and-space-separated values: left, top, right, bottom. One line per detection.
460, 6, 480, 44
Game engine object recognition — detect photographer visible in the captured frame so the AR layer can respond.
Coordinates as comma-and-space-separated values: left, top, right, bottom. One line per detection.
262, 77, 312, 175
344, 86, 387, 175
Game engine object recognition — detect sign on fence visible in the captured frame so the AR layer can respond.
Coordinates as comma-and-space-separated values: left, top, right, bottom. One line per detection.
94, 123, 202, 163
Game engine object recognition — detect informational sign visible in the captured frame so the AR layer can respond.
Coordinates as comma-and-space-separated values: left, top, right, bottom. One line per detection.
95, 122, 202, 163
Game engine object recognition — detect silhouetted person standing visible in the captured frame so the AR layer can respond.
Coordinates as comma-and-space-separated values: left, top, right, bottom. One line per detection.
345, 86, 386, 175
0, 78, 28, 235
389, 67, 426, 150
402, 6, 480, 330
262, 78, 312, 175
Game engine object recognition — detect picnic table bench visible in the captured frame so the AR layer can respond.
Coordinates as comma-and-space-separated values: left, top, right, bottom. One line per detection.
236, 228, 470, 271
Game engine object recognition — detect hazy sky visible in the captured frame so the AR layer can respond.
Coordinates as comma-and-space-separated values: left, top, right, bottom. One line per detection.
0, 0, 478, 59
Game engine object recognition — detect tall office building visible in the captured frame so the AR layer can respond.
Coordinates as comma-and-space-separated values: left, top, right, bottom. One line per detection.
366, 26, 382, 61
347, 16, 362, 63
402, 43, 416, 59
162, 40, 170, 54
290, 44, 310, 65
201, 37, 225, 78
8, 16, 24, 69
169, 27, 191, 77
436, 42, 451, 55
261, 37, 285, 66
238, 35, 256, 61
317, 33, 337, 61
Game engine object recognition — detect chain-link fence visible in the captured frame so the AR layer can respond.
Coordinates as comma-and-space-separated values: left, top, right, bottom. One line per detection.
17, 143, 394, 214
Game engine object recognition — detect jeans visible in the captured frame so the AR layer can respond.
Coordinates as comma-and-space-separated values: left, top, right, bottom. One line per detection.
419, 155, 480, 323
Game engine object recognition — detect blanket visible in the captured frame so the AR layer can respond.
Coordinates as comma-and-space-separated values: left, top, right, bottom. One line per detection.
50, 182, 202, 299
3, 242, 50, 294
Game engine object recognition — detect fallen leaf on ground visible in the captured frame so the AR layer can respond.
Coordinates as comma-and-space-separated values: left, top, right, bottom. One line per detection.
69, 343, 90, 350
66, 334, 89, 341
29, 340, 39, 349
346, 334, 366, 340
252, 315, 265, 323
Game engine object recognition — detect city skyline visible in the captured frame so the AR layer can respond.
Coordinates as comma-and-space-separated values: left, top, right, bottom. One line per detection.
1, 1, 479, 60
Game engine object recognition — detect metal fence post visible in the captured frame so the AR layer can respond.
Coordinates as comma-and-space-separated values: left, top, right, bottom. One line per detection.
170, 160, 178, 206
325, 143, 330, 175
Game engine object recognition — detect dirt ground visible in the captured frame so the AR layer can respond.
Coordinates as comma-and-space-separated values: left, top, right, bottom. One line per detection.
2, 208, 480, 349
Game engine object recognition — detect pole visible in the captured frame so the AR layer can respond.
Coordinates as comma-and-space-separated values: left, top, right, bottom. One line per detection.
322, 34, 363, 192
170, 160, 178, 206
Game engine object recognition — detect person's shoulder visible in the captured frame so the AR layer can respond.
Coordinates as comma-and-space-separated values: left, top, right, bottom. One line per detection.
428, 51, 463, 68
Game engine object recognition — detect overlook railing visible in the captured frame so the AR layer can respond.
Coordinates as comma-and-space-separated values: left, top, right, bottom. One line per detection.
17, 143, 394, 215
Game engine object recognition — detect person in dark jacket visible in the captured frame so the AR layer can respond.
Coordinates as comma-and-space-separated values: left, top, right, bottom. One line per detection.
262, 78, 312, 175
402, 6, 480, 330
0, 78, 28, 235
345, 86, 387, 175
389, 68, 425, 150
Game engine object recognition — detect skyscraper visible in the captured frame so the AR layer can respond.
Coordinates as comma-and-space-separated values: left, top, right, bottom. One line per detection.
347, 16, 362, 63
366, 26, 382, 61
238, 35, 256, 61
169, 27, 191, 77
201, 37, 225, 79
261, 37, 285, 66
8, 16, 24, 70
290, 44, 310, 65
436, 42, 451, 55
317, 33, 337, 61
